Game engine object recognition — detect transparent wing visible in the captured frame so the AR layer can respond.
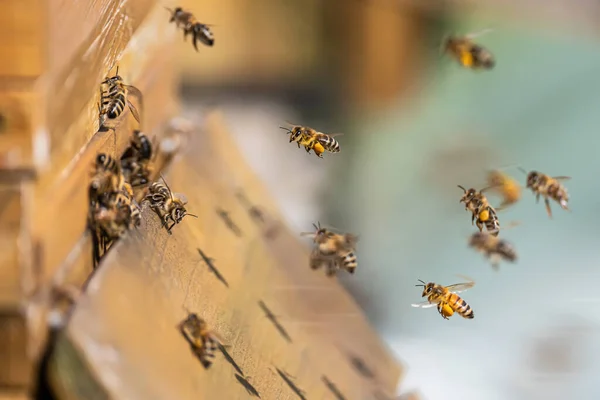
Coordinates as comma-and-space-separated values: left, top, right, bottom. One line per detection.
553, 176, 571, 181
125, 84, 143, 123
411, 301, 438, 309
126, 99, 141, 123
445, 282, 475, 294
465, 28, 494, 39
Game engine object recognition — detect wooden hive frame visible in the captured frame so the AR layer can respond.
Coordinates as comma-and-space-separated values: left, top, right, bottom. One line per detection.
0, 1, 403, 399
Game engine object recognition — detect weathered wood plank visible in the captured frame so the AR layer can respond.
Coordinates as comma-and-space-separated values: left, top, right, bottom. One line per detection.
47, 111, 400, 399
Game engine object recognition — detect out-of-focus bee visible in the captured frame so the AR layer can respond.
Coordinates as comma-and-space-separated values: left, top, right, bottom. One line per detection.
486, 169, 521, 210
98, 66, 143, 127
179, 313, 222, 368
411, 278, 475, 320
142, 177, 198, 234
468, 230, 517, 270
457, 185, 500, 236
91, 203, 133, 241
120, 130, 154, 187
301, 222, 358, 276
89, 154, 125, 207
520, 168, 571, 218
166, 7, 215, 51
442, 29, 495, 70
279, 124, 342, 158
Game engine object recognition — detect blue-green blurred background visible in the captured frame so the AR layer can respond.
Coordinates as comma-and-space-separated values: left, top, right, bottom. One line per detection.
180, 1, 600, 398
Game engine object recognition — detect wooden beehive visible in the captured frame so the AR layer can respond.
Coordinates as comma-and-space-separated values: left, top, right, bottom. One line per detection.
0, 1, 403, 399
0, 0, 178, 394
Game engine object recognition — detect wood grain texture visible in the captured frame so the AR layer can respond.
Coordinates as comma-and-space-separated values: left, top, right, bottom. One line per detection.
47, 111, 401, 399
0, 0, 179, 390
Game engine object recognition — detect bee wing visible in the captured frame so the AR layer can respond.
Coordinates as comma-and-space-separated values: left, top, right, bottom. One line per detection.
445, 282, 475, 294
465, 28, 494, 40
552, 176, 571, 181
411, 301, 438, 309
125, 84, 143, 121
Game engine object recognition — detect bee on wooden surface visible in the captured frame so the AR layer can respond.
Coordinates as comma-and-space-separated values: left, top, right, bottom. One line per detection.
279, 124, 341, 158
442, 29, 495, 70
520, 168, 571, 218
411, 278, 475, 320
166, 7, 215, 51
120, 130, 154, 187
98, 66, 143, 127
91, 203, 132, 240
89, 154, 126, 207
457, 185, 500, 236
468, 231, 517, 270
179, 313, 222, 368
486, 169, 522, 210
142, 177, 198, 234
301, 222, 358, 276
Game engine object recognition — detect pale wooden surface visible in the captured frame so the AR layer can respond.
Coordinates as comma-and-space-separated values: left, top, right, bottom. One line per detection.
47, 112, 402, 400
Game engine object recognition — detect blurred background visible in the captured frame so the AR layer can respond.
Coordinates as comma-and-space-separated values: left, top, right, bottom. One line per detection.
175, 0, 600, 398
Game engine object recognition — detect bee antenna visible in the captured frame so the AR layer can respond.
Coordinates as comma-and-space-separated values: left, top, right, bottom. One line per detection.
457, 185, 466, 193
160, 173, 176, 202
279, 126, 292, 134
186, 213, 199, 219
312, 222, 319, 231
164, 6, 173, 13
517, 167, 528, 175
415, 279, 426, 287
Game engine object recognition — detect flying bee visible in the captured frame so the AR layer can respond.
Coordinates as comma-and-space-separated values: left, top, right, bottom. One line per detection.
411, 278, 475, 320
469, 231, 517, 270
519, 168, 570, 218
120, 130, 154, 187
142, 176, 198, 234
166, 7, 215, 51
442, 29, 495, 70
279, 124, 342, 158
179, 313, 222, 368
486, 169, 522, 210
98, 66, 143, 127
457, 185, 500, 236
301, 222, 358, 276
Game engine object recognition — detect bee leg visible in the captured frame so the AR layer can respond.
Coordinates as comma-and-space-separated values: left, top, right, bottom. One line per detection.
476, 220, 484, 232
471, 213, 475, 225
544, 198, 553, 219
192, 32, 199, 52
535, 193, 540, 203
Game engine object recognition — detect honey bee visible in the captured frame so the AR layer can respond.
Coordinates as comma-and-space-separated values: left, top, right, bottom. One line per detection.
89, 154, 125, 207
469, 231, 517, 270
279, 124, 341, 158
411, 279, 475, 320
120, 130, 154, 187
520, 168, 571, 218
91, 203, 133, 241
457, 185, 500, 236
166, 7, 215, 51
486, 169, 522, 210
98, 66, 143, 127
142, 177, 198, 234
301, 222, 358, 276
442, 29, 495, 70
179, 313, 222, 368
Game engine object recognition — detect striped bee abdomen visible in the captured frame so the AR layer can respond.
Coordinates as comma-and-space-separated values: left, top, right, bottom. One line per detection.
107, 93, 126, 119
199, 335, 219, 368
318, 136, 340, 153
450, 295, 474, 319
